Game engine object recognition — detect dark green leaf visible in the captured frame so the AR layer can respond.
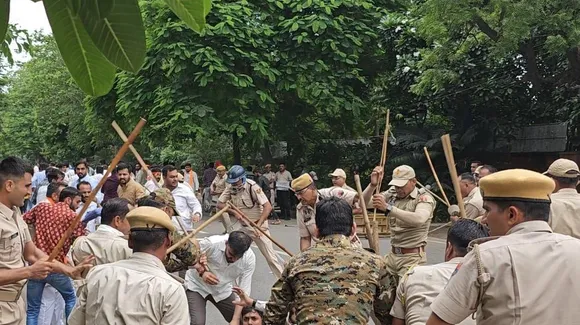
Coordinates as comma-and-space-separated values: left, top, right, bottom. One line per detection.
43, 0, 116, 96
78, 0, 145, 72
164, 0, 211, 33
0, 0, 8, 44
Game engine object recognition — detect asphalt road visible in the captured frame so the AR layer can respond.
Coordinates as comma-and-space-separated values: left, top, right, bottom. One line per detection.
195, 217, 448, 324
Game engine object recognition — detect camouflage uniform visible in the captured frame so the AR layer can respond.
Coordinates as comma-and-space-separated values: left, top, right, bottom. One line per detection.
263, 234, 386, 324
151, 189, 201, 272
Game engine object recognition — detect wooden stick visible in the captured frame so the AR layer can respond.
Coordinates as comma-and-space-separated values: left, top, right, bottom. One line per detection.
417, 181, 450, 207
228, 203, 294, 257
441, 134, 466, 219
48, 118, 147, 261
428, 221, 452, 234
167, 205, 230, 254
111, 121, 160, 190
374, 110, 390, 222
354, 175, 380, 253
423, 147, 451, 206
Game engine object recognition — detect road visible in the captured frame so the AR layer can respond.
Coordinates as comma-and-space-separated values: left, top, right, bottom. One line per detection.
192, 217, 448, 324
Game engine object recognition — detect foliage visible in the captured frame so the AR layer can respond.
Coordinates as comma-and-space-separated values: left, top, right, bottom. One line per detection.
0, 0, 211, 96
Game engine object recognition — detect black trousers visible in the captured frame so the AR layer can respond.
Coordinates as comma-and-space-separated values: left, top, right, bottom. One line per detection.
276, 190, 292, 219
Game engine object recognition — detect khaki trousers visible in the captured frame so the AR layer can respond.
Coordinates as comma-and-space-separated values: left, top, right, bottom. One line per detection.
231, 219, 284, 278
0, 296, 26, 325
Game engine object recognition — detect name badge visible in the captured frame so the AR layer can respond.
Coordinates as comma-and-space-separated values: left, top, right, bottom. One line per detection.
9, 233, 18, 240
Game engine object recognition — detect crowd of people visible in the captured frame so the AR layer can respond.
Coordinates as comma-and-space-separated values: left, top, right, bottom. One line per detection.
0, 154, 579, 325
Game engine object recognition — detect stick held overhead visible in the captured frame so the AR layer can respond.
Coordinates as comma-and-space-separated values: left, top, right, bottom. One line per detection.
441, 134, 467, 219
423, 147, 451, 207
48, 118, 147, 261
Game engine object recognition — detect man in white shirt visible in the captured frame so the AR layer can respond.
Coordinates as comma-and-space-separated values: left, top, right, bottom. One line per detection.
69, 161, 103, 204
162, 165, 202, 232
77, 181, 99, 232
144, 166, 164, 192
185, 231, 255, 325
275, 163, 293, 220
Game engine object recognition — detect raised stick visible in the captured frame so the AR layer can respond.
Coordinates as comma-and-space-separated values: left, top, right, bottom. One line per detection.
373, 110, 390, 222
354, 175, 380, 253
48, 118, 147, 261
111, 121, 160, 190
441, 134, 466, 219
228, 203, 294, 257
417, 181, 450, 207
423, 147, 451, 206
167, 205, 230, 254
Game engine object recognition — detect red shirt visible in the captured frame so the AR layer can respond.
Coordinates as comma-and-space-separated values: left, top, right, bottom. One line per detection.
23, 202, 86, 263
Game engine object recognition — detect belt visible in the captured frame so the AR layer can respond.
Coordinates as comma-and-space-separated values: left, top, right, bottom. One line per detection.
0, 289, 23, 302
392, 246, 424, 255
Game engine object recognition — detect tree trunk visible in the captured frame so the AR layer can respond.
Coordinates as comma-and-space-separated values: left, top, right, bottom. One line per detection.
232, 132, 241, 165
261, 140, 273, 163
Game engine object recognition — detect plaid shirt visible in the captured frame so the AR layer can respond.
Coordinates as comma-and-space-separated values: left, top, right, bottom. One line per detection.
23, 202, 86, 263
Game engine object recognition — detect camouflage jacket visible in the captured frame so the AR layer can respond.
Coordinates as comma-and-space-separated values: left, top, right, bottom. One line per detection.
164, 232, 200, 273
263, 234, 386, 324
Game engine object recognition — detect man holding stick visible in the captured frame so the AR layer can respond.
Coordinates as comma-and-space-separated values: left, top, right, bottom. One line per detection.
69, 206, 190, 325
0, 157, 92, 325
362, 164, 435, 325
217, 165, 284, 278
448, 173, 485, 222
291, 173, 360, 252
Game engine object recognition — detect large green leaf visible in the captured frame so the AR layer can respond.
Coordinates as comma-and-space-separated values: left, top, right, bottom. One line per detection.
0, 0, 9, 44
78, 0, 145, 72
164, 0, 211, 33
43, 0, 116, 96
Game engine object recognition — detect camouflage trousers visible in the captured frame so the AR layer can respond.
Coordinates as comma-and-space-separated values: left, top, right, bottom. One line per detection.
373, 251, 427, 325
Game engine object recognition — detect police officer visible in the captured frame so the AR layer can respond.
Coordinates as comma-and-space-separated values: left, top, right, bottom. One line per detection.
292, 173, 359, 252
448, 173, 485, 222
391, 219, 488, 325
264, 197, 386, 324
543, 158, 580, 238
362, 165, 435, 324
427, 169, 580, 325
217, 165, 284, 278
69, 206, 190, 324
0, 157, 91, 325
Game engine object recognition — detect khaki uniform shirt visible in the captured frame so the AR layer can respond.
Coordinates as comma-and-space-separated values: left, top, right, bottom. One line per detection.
69, 252, 190, 325
117, 178, 146, 205
218, 179, 269, 220
391, 257, 475, 325
264, 235, 386, 324
548, 188, 580, 238
0, 203, 31, 325
464, 187, 485, 220
210, 174, 227, 195
70, 224, 132, 266
381, 187, 435, 248
296, 187, 357, 239
431, 221, 580, 325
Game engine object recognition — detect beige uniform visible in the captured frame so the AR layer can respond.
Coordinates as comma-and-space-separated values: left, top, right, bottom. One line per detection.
69, 252, 190, 325
548, 188, 580, 238
464, 187, 485, 220
391, 257, 475, 325
431, 221, 580, 325
218, 179, 284, 278
210, 174, 227, 200
117, 178, 146, 205
70, 225, 132, 266
297, 187, 358, 241
0, 203, 32, 325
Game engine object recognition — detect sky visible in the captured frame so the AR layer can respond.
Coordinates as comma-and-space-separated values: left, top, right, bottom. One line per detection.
10, 0, 52, 33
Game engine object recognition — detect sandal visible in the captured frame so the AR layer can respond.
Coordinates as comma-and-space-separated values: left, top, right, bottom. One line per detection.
270, 219, 282, 225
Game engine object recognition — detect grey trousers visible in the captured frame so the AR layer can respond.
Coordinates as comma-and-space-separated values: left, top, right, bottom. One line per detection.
186, 290, 236, 325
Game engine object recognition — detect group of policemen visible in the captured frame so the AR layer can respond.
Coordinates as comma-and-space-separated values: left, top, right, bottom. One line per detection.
1, 154, 580, 325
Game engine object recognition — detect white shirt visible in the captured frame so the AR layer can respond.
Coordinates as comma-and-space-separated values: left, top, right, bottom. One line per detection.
77, 202, 99, 233
35, 185, 49, 207
145, 180, 161, 193
185, 234, 255, 302
275, 170, 292, 191
170, 183, 202, 232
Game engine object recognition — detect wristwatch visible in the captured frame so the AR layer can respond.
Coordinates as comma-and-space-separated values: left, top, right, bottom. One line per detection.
385, 203, 394, 215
